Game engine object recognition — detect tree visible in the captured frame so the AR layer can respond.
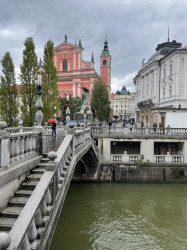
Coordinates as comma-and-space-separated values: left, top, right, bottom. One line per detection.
41, 40, 59, 123
59, 96, 78, 121
91, 78, 110, 121
20, 37, 38, 127
0, 52, 19, 126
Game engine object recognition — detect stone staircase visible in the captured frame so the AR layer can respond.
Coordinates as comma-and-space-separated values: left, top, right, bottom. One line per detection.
0, 155, 50, 235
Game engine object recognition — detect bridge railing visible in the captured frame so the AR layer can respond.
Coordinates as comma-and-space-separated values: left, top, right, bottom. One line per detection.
4, 127, 93, 250
91, 125, 187, 136
111, 153, 184, 163
10, 132, 41, 164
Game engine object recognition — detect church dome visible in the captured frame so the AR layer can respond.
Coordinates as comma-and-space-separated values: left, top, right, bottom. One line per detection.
116, 85, 130, 95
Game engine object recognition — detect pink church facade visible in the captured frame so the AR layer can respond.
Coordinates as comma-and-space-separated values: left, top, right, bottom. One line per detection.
53, 35, 111, 99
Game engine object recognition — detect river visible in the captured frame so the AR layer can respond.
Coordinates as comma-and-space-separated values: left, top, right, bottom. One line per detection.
50, 183, 187, 250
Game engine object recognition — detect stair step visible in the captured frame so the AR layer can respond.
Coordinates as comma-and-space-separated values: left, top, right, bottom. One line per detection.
41, 158, 50, 163
31, 168, 46, 174
21, 181, 39, 188
1, 206, 23, 218
27, 174, 43, 180
0, 217, 17, 231
8, 197, 29, 207
15, 190, 33, 197
37, 163, 47, 168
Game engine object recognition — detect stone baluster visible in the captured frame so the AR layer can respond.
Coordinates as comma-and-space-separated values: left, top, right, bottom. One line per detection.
45, 188, 52, 205
35, 208, 43, 227
28, 135, 32, 155
10, 138, 16, 163
20, 234, 30, 250
20, 136, 25, 159
32, 135, 37, 153
15, 137, 20, 161
24, 136, 28, 157
40, 199, 48, 216
62, 158, 68, 172
27, 220, 37, 242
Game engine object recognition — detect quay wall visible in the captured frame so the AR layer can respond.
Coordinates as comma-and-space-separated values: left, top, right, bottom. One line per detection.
72, 163, 187, 183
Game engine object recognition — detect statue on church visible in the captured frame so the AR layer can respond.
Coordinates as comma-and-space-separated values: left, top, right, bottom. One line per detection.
76, 96, 81, 112
81, 86, 89, 104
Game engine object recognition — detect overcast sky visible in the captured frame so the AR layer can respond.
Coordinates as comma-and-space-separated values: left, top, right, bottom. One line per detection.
1, 0, 187, 93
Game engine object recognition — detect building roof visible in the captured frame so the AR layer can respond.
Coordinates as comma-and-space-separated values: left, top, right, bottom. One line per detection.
148, 40, 182, 61
101, 40, 110, 56
116, 85, 130, 95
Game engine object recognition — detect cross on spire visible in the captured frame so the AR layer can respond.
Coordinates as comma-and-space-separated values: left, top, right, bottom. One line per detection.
168, 27, 170, 42
105, 30, 108, 41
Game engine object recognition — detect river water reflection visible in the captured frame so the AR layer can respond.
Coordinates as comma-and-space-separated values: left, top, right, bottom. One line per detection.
50, 183, 187, 250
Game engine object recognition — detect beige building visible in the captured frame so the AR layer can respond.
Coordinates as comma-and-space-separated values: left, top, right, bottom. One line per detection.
110, 86, 135, 121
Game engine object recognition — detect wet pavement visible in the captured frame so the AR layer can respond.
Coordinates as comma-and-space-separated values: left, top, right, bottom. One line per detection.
42, 134, 64, 153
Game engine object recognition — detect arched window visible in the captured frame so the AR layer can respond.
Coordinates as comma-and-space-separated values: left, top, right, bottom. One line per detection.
63, 59, 67, 72
103, 60, 106, 65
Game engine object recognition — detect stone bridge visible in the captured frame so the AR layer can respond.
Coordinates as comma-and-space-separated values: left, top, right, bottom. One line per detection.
0, 125, 98, 250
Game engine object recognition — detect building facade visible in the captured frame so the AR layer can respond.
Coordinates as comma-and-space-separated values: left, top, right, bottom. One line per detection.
134, 40, 187, 128
110, 86, 135, 121
53, 35, 111, 99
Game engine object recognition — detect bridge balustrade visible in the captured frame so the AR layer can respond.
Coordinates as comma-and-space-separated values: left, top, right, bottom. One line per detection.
10, 132, 40, 163
111, 154, 140, 163
91, 125, 187, 136
154, 155, 184, 163
2, 127, 93, 250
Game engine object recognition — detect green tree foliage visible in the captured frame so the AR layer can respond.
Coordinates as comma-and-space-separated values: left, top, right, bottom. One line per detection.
20, 37, 38, 126
0, 52, 19, 126
91, 78, 110, 121
59, 96, 78, 121
41, 40, 59, 123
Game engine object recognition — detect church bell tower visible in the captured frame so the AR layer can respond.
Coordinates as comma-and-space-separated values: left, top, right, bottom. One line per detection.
100, 36, 112, 99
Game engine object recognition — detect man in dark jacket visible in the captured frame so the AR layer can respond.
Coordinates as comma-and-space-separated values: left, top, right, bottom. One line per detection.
52, 122, 56, 136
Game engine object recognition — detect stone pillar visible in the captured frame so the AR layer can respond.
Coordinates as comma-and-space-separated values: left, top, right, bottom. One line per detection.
140, 139, 154, 162
0, 119, 10, 168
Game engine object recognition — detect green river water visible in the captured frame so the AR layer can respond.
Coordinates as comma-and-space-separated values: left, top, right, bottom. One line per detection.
50, 183, 187, 250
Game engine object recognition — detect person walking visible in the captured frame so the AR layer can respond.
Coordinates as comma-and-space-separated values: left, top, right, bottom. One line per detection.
52, 122, 56, 137
109, 120, 112, 134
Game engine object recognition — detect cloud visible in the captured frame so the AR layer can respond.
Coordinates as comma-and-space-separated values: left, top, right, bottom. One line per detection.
0, 0, 187, 90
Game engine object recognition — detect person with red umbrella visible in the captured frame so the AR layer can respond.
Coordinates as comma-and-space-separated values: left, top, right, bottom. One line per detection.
48, 118, 57, 136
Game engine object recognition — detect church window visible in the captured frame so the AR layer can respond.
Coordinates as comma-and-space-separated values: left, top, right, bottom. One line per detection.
63, 59, 67, 72
170, 65, 172, 75
163, 68, 166, 79
103, 60, 106, 65
163, 87, 165, 98
169, 86, 172, 97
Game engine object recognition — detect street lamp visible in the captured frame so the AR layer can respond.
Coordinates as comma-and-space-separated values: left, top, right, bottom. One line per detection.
66, 95, 70, 124
35, 70, 43, 128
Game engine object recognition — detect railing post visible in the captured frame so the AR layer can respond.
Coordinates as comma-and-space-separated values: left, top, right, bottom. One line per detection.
46, 151, 58, 205
0, 119, 10, 168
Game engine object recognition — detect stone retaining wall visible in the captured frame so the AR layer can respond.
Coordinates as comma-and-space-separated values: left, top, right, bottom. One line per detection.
72, 163, 187, 183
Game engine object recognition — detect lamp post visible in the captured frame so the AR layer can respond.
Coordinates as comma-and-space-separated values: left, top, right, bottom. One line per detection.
66, 95, 70, 124
35, 70, 43, 128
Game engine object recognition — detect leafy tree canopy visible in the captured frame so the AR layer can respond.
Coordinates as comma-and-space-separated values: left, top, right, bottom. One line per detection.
0, 52, 19, 126
41, 40, 59, 124
91, 78, 110, 121
20, 37, 38, 127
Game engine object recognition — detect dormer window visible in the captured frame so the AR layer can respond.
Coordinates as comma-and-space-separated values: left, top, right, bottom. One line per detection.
103, 60, 106, 65
63, 59, 67, 72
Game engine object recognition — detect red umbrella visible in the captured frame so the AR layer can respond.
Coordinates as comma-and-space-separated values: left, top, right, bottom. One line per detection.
48, 118, 57, 122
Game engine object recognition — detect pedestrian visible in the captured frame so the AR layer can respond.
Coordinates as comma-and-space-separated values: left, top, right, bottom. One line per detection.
52, 122, 56, 136
109, 120, 112, 134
